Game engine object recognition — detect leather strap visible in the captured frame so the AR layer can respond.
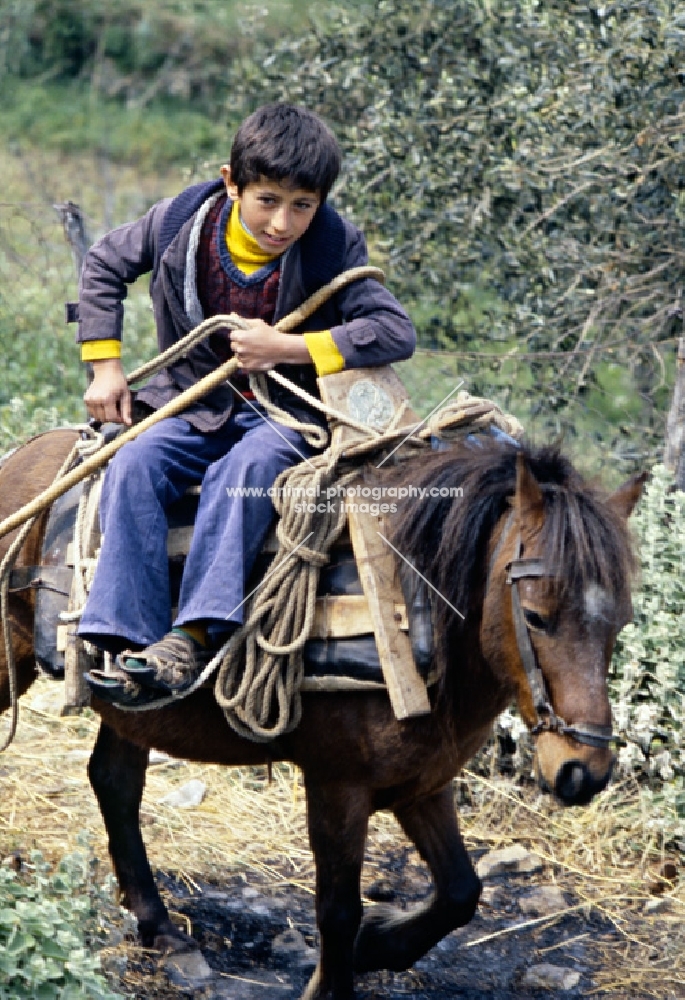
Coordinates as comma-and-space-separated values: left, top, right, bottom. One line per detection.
8, 565, 72, 595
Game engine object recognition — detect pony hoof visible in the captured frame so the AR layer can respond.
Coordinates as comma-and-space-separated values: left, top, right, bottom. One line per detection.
300, 964, 355, 1000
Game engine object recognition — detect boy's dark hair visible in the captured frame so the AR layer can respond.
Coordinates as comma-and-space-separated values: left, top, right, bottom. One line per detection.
230, 103, 342, 201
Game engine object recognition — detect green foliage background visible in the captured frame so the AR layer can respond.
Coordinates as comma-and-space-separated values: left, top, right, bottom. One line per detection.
612, 467, 685, 799
1, 0, 683, 474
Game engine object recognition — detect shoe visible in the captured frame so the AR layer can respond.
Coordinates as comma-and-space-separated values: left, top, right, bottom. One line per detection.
118, 629, 214, 696
85, 668, 163, 708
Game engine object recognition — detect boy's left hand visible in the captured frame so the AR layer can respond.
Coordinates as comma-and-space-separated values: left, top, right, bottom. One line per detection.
230, 320, 311, 371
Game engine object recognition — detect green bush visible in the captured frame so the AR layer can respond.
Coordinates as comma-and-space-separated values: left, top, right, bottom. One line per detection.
0, 840, 129, 999
218, 0, 684, 471
0, 0, 323, 99
2, 0, 682, 471
0, 226, 158, 452
611, 465, 685, 801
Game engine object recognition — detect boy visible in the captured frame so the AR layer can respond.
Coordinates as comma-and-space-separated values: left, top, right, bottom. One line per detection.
78, 103, 415, 707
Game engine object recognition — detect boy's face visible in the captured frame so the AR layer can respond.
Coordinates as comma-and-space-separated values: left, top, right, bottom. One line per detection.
221, 166, 320, 255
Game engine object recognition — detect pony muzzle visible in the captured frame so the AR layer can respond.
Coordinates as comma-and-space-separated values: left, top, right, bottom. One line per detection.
534, 731, 614, 806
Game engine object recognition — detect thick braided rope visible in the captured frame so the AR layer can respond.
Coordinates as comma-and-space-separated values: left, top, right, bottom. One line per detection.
209, 387, 524, 741
213, 453, 357, 740
423, 391, 524, 442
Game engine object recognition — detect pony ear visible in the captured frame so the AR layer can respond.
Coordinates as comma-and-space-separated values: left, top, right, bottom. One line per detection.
515, 451, 544, 523
606, 471, 649, 520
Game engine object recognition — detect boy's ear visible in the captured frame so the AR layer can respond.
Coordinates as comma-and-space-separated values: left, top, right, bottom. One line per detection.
220, 164, 239, 200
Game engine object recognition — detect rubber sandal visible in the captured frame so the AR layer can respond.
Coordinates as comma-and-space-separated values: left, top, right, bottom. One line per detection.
84, 669, 164, 708
118, 630, 214, 695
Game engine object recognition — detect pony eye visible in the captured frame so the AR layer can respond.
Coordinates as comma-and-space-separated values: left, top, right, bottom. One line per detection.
524, 609, 549, 632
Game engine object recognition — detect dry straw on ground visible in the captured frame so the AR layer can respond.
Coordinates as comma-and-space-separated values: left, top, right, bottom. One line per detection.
1, 677, 683, 999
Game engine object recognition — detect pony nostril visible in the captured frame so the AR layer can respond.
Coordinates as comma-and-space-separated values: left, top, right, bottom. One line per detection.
555, 761, 593, 805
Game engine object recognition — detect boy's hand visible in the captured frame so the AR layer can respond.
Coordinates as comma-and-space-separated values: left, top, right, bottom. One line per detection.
230, 321, 311, 371
84, 358, 133, 426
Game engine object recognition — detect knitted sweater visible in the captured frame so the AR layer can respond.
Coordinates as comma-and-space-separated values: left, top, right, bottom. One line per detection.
77, 180, 416, 431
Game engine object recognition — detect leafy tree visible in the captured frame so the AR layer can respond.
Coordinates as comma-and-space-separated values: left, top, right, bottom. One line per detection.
221, 0, 684, 466
1, 0, 683, 468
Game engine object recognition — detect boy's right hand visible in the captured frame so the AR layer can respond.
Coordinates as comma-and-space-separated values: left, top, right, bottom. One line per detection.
84, 358, 133, 426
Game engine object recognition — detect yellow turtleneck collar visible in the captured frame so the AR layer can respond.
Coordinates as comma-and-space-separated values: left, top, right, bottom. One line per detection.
80, 195, 345, 376
226, 201, 280, 275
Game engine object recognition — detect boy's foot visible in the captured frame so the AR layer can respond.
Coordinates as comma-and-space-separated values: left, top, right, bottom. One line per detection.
118, 629, 214, 697
85, 667, 164, 708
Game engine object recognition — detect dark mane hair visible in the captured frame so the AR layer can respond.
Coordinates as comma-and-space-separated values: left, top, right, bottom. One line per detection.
383, 437, 637, 647
230, 103, 342, 200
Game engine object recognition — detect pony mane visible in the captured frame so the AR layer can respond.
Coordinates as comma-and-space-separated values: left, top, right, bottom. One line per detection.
379, 437, 637, 647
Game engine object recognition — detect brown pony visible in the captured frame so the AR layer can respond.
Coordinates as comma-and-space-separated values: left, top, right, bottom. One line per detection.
0, 428, 645, 1000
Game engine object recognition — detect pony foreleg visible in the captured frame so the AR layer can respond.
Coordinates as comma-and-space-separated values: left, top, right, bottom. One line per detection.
354, 783, 481, 973
88, 722, 196, 952
301, 782, 370, 1000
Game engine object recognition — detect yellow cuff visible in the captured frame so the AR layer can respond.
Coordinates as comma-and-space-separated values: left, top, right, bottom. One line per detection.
303, 331, 345, 377
80, 340, 122, 362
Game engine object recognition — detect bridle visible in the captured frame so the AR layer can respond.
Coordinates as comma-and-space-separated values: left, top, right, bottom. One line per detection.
492, 511, 615, 751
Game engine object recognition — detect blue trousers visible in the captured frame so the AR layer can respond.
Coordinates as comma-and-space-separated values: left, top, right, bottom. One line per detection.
78, 407, 315, 651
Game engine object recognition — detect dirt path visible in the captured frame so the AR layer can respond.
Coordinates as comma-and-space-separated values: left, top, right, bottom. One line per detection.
131, 855, 638, 1000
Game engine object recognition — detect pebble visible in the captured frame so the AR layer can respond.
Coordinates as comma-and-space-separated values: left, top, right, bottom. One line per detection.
644, 897, 672, 914
149, 749, 183, 767
518, 885, 567, 916
271, 927, 318, 968
100, 952, 128, 978
160, 778, 207, 809
163, 948, 214, 988
480, 885, 505, 909
476, 845, 543, 879
522, 963, 581, 991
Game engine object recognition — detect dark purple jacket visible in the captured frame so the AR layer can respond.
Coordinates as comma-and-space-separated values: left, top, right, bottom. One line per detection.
77, 183, 416, 431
